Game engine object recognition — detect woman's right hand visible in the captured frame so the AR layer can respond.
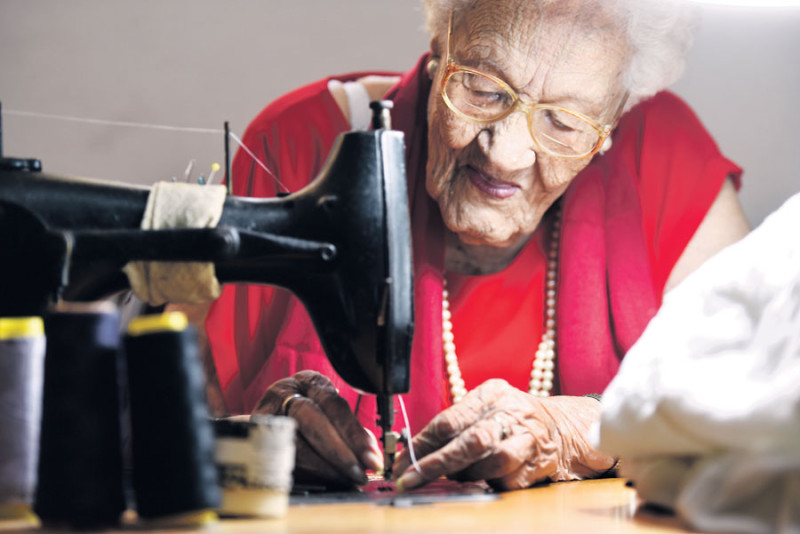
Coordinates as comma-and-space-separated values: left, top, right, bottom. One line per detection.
254, 370, 383, 488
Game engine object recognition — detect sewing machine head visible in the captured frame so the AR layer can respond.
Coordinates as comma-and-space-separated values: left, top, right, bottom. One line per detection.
0, 102, 414, 472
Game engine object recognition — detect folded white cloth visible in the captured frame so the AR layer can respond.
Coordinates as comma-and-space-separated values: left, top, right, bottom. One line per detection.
594, 192, 800, 534
123, 182, 227, 305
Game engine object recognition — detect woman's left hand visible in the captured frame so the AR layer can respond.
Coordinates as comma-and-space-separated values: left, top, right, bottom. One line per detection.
392, 379, 616, 491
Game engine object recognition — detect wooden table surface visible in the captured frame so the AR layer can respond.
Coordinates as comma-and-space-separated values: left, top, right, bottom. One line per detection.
3, 478, 696, 534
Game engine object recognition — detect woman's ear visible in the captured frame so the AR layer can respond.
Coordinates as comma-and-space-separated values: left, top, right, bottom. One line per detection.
427, 37, 442, 80
430, 36, 442, 58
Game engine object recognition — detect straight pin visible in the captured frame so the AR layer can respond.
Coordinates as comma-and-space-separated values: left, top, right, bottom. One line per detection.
183, 159, 195, 183
206, 163, 220, 185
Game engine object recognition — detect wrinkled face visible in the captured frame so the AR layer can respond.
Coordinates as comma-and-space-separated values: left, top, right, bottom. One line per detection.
426, 0, 630, 248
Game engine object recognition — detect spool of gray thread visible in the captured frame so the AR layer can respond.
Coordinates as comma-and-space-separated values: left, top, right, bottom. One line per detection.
0, 318, 45, 515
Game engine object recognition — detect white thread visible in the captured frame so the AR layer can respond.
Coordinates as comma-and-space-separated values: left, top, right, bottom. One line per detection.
227, 131, 289, 194
3, 109, 224, 134
214, 416, 297, 493
397, 396, 422, 475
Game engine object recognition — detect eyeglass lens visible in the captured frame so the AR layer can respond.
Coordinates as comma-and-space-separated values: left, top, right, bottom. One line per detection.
444, 70, 601, 157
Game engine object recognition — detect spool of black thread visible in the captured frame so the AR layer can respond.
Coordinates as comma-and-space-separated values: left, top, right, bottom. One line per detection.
34, 309, 126, 528
124, 312, 219, 523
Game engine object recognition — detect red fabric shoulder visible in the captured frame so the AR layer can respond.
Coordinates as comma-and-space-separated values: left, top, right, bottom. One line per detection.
629, 91, 742, 296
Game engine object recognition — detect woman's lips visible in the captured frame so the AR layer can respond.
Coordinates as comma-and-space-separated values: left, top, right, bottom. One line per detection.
465, 166, 519, 199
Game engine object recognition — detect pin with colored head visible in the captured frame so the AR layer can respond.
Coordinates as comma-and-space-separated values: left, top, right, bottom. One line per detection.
207, 163, 221, 185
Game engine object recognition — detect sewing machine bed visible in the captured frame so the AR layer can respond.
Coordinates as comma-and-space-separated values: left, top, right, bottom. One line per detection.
290, 478, 498, 507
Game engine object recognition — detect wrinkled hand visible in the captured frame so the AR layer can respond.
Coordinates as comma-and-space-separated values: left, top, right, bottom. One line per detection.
255, 370, 383, 488
393, 379, 615, 491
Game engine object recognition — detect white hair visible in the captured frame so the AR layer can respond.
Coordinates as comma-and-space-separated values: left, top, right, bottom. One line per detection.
420, 0, 696, 106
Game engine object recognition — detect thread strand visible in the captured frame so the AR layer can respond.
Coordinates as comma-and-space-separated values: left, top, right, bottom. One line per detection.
3, 108, 290, 194
397, 396, 422, 475
227, 131, 289, 193
3, 109, 223, 134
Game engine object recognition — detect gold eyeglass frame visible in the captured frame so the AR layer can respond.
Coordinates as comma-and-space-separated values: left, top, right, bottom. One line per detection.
439, 9, 629, 159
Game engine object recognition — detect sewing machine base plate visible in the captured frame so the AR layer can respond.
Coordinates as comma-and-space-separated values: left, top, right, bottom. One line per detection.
290, 478, 497, 507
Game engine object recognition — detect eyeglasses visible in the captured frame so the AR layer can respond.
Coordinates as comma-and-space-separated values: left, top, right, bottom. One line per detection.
440, 10, 628, 159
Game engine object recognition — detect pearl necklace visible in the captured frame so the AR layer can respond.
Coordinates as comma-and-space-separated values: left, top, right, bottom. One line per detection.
443, 207, 561, 403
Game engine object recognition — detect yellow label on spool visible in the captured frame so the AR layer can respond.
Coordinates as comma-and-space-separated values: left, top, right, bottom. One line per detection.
0, 503, 39, 523
127, 312, 188, 337
0, 317, 44, 340
143, 509, 218, 528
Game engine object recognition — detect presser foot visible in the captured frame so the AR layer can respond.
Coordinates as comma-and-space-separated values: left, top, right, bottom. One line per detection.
381, 430, 401, 481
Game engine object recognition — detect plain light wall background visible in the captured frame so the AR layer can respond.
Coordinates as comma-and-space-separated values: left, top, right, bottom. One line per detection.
1, 1, 798, 227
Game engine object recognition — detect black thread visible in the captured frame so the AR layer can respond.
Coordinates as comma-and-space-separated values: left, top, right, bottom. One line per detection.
124, 321, 220, 518
35, 311, 126, 528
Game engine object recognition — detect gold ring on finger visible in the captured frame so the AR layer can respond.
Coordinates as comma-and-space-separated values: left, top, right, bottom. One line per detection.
281, 393, 304, 416
493, 415, 511, 441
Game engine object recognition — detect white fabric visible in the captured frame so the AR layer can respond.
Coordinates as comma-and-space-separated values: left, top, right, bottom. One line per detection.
343, 80, 372, 131
327, 79, 371, 131
594, 191, 800, 534
123, 181, 227, 305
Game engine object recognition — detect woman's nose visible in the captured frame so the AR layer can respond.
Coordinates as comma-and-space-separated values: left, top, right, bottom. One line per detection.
476, 111, 536, 171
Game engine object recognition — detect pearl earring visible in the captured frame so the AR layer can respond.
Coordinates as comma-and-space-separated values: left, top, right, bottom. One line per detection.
426, 56, 441, 79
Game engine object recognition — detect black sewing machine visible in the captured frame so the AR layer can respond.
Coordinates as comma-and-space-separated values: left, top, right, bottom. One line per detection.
0, 101, 414, 478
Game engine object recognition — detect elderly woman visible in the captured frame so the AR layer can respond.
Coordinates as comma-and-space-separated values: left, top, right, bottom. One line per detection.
199, 0, 750, 491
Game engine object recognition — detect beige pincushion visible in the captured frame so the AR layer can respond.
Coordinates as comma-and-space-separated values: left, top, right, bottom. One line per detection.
123, 181, 227, 305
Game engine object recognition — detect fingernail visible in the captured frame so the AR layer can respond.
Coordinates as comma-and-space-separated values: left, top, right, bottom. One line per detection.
348, 464, 368, 486
396, 470, 422, 493
364, 450, 384, 473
